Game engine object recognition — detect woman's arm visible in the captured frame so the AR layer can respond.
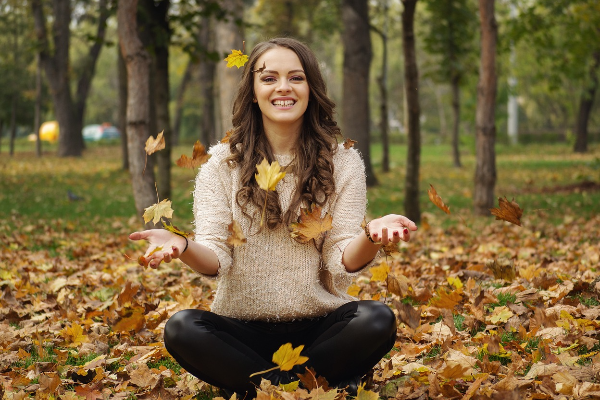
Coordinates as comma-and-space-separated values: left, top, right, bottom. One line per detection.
129, 229, 220, 276
342, 214, 417, 272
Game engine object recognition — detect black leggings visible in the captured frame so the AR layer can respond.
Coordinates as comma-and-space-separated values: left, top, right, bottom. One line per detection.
164, 300, 396, 397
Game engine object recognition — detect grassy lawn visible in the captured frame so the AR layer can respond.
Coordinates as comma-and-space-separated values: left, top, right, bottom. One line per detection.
1, 139, 598, 237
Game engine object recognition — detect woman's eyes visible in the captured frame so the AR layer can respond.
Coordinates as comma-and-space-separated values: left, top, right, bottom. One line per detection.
260, 76, 305, 83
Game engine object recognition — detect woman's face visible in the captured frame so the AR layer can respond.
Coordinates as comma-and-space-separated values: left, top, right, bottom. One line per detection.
253, 47, 310, 133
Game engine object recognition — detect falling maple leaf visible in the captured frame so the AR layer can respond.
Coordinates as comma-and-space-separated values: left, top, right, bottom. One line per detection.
143, 199, 174, 225
490, 196, 523, 226
343, 138, 357, 149
252, 61, 266, 74
226, 221, 246, 247
163, 220, 193, 238
176, 141, 211, 169
428, 184, 451, 214
221, 129, 233, 143
224, 49, 248, 68
250, 343, 308, 377
486, 258, 516, 282
145, 131, 165, 155
289, 205, 333, 243
255, 158, 286, 227
370, 262, 390, 282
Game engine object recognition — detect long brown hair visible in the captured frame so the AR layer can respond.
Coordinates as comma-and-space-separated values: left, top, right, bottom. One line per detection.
226, 38, 340, 230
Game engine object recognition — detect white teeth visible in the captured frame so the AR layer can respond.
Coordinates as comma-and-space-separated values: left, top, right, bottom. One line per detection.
272, 100, 295, 106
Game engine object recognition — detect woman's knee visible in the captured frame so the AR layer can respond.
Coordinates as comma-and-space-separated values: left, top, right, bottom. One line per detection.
356, 301, 397, 337
164, 309, 204, 348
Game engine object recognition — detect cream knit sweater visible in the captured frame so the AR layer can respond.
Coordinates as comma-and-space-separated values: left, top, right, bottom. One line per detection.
192, 143, 374, 321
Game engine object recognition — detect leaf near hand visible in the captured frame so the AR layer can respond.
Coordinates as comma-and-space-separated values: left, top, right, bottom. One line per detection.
226, 220, 247, 247
224, 49, 248, 68
343, 138, 357, 149
289, 205, 333, 243
143, 199, 174, 225
255, 158, 286, 192
370, 261, 390, 282
145, 131, 165, 155
428, 184, 450, 214
272, 343, 309, 371
176, 141, 211, 169
163, 220, 193, 238
490, 196, 523, 226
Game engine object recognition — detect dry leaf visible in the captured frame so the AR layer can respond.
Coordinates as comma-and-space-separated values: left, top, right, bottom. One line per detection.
289, 205, 333, 243
61, 323, 90, 347
176, 141, 211, 169
347, 284, 361, 297
224, 49, 248, 68
429, 289, 462, 309
486, 258, 516, 282
226, 221, 247, 247
145, 131, 165, 155
143, 199, 174, 225
252, 61, 266, 74
255, 158, 286, 192
490, 196, 523, 226
343, 138, 357, 149
221, 129, 233, 143
489, 306, 514, 324
369, 262, 390, 282
272, 343, 309, 371
356, 383, 379, 400
163, 220, 193, 238
428, 184, 450, 214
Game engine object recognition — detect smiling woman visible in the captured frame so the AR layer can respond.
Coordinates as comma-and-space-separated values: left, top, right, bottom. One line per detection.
129, 37, 418, 399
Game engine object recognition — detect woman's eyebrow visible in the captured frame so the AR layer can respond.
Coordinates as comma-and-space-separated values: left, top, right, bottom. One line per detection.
260, 69, 305, 75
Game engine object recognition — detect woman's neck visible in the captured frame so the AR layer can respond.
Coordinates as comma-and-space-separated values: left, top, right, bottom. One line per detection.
263, 123, 301, 156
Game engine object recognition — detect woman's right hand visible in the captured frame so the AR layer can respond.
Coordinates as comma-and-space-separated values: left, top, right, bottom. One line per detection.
129, 229, 187, 268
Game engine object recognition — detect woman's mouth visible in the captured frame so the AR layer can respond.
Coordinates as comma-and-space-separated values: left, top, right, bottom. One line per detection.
272, 100, 296, 107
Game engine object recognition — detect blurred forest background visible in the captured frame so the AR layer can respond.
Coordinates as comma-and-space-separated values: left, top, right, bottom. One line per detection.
1, 0, 599, 220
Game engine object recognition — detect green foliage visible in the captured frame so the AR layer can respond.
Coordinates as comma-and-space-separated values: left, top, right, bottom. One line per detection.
491, 292, 518, 309
453, 314, 466, 331
424, 344, 442, 361
147, 357, 183, 375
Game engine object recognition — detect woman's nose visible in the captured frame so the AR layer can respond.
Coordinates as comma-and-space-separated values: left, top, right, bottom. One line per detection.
277, 79, 291, 92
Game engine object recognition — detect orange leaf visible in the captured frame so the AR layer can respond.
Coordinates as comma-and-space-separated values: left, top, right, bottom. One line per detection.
145, 131, 165, 155
113, 307, 146, 333
428, 184, 450, 214
176, 140, 211, 169
226, 220, 247, 247
221, 129, 233, 143
343, 138, 357, 149
429, 289, 462, 309
490, 196, 523, 226
289, 205, 333, 243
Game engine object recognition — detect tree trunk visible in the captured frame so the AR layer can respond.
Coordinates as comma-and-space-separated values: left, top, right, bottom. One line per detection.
31, 0, 108, 157
118, 0, 157, 225
341, 0, 378, 187
574, 50, 600, 153
35, 52, 42, 157
9, 94, 16, 157
118, 39, 129, 170
372, 4, 390, 173
198, 17, 217, 144
451, 73, 462, 168
474, 0, 498, 215
215, 0, 244, 134
173, 59, 194, 145
401, 0, 421, 223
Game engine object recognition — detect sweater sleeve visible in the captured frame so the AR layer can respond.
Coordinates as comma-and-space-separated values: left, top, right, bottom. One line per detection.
192, 144, 233, 278
321, 147, 380, 297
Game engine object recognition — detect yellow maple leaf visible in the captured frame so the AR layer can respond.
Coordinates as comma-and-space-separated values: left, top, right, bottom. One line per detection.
143, 199, 174, 225
347, 284, 361, 297
255, 158, 286, 192
289, 205, 333, 243
370, 262, 390, 282
489, 306, 514, 324
224, 49, 248, 68
429, 288, 462, 309
255, 158, 286, 227
176, 140, 211, 169
250, 343, 308, 377
279, 381, 300, 392
163, 220, 193, 238
447, 276, 463, 290
62, 323, 89, 347
356, 383, 379, 400
145, 131, 165, 155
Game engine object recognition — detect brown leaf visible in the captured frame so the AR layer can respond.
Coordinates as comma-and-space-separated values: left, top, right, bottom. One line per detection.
176, 141, 211, 169
220, 129, 233, 143
113, 307, 146, 333
393, 300, 421, 329
343, 138, 357, 149
226, 220, 246, 247
118, 281, 141, 307
75, 383, 104, 400
427, 184, 450, 214
429, 288, 462, 309
297, 367, 331, 391
490, 196, 523, 226
486, 258, 516, 282
252, 61, 266, 74
289, 205, 333, 243
145, 131, 165, 155
38, 372, 61, 394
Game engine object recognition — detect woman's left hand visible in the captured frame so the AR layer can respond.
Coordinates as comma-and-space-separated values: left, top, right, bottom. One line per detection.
367, 214, 418, 245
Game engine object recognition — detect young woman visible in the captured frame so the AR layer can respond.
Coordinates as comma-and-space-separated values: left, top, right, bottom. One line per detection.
129, 38, 417, 398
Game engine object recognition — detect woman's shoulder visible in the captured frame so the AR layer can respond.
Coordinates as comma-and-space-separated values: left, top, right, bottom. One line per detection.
207, 142, 232, 160
333, 143, 365, 169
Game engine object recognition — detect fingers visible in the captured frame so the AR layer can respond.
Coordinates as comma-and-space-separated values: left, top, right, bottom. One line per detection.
129, 231, 149, 241
380, 227, 389, 245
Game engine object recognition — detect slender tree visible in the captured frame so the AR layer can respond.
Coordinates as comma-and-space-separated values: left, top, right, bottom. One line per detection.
118, 0, 157, 225
371, 0, 390, 173
118, 40, 129, 170
473, 0, 497, 216
31, 0, 109, 157
401, 0, 421, 223
341, 0, 378, 186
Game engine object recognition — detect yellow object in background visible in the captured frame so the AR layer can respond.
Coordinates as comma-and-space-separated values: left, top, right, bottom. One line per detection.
39, 121, 59, 142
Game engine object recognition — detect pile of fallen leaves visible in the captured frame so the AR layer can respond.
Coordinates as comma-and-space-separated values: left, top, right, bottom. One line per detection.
1, 207, 599, 399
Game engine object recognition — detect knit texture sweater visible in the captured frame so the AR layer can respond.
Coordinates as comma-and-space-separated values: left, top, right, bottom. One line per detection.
192, 143, 374, 321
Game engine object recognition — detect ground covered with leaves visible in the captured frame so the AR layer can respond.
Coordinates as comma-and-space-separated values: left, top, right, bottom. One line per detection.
1, 143, 599, 399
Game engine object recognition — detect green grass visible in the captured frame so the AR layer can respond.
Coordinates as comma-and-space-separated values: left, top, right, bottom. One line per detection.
2, 140, 599, 244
